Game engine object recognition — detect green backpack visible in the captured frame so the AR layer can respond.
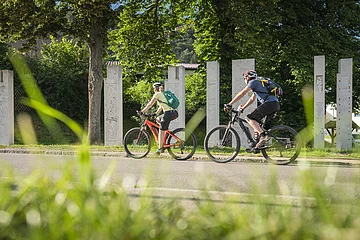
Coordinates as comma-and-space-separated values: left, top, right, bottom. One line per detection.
161, 90, 180, 109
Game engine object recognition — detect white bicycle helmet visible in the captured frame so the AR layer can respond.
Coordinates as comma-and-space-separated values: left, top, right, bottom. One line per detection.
243, 70, 257, 79
152, 82, 163, 89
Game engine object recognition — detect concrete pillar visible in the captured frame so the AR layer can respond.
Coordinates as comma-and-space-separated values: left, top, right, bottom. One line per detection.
0, 70, 14, 145
206, 61, 220, 139
166, 66, 185, 130
232, 59, 256, 147
336, 58, 353, 150
104, 63, 123, 146
314, 56, 325, 148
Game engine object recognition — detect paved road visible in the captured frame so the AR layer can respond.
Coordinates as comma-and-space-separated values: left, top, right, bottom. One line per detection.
1, 153, 359, 204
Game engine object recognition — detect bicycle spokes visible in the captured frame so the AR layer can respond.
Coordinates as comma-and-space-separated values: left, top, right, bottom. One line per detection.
167, 128, 197, 160
261, 126, 301, 165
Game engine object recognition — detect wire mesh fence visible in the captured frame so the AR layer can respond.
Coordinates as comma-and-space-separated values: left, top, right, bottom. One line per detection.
14, 88, 35, 115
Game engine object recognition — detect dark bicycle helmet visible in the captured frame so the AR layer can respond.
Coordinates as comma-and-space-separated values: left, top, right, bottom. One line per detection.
243, 70, 257, 79
153, 82, 163, 89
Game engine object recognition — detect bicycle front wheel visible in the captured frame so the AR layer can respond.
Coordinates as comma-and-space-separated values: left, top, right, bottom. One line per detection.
123, 127, 151, 159
167, 128, 197, 160
204, 126, 240, 163
261, 125, 301, 165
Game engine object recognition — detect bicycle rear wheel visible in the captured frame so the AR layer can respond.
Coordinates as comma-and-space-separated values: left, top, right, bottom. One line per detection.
261, 125, 301, 165
204, 126, 240, 163
123, 127, 151, 159
167, 128, 197, 160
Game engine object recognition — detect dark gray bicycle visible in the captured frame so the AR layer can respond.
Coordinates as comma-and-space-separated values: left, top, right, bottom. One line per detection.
204, 106, 301, 165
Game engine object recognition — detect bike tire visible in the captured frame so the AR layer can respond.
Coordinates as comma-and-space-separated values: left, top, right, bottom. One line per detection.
123, 127, 151, 159
167, 128, 197, 160
204, 126, 241, 163
261, 125, 301, 165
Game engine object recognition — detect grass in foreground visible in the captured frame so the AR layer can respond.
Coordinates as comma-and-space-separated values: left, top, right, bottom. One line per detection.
1, 161, 360, 239
2, 51, 360, 239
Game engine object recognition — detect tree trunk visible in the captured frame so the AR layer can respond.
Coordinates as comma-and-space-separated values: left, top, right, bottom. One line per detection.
88, 22, 103, 145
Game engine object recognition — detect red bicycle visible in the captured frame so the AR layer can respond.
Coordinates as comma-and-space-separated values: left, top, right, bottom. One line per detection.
123, 111, 197, 160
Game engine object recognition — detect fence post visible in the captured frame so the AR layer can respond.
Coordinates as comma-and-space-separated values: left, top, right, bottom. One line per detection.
104, 62, 123, 146
206, 61, 220, 139
336, 58, 353, 150
314, 56, 325, 149
232, 59, 256, 147
166, 66, 185, 130
0, 70, 14, 145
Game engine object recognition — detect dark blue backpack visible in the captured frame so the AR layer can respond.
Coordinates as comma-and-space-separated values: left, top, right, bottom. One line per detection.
258, 77, 283, 97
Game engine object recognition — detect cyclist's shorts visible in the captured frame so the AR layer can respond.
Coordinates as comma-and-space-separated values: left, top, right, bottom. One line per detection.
247, 101, 280, 124
159, 110, 178, 130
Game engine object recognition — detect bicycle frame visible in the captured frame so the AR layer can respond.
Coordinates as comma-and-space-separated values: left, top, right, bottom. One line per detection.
227, 109, 257, 146
229, 109, 286, 150
141, 117, 183, 149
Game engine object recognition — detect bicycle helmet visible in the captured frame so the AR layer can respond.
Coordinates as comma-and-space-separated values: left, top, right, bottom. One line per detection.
153, 82, 163, 89
243, 70, 257, 79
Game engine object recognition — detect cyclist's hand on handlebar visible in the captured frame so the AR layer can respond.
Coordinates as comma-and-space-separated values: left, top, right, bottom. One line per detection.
224, 104, 232, 111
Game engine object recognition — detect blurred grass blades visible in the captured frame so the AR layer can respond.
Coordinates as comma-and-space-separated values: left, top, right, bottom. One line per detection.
186, 108, 206, 137
9, 51, 92, 189
9, 51, 67, 144
16, 113, 38, 145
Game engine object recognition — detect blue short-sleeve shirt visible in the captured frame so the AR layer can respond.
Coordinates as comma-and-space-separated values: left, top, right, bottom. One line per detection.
248, 78, 279, 104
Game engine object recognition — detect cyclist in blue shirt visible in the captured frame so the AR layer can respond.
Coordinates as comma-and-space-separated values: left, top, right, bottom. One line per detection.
225, 70, 280, 150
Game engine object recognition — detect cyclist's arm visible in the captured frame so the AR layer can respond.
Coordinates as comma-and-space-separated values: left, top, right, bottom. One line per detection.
141, 96, 158, 113
242, 93, 256, 110
228, 86, 251, 105
155, 106, 162, 115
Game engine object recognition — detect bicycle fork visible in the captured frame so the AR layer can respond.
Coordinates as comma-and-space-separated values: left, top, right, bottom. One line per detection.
221, 123, 233, 146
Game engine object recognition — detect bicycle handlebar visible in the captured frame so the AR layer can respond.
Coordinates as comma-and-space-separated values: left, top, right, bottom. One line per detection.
224, 104, 243, 114
224, 107, 241, 114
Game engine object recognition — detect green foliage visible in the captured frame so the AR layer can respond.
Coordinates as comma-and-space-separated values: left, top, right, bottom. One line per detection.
0, 43, 12, 69
37, 37, 89, 122
1, 0, 121, 144
2, 0, 360, 144
170, 27, 197, 63
108, 0, 196, 118
191, 0, 360, 131
185, 69, 206, 117
109, 0, 179, 82
9, 39, 89, 144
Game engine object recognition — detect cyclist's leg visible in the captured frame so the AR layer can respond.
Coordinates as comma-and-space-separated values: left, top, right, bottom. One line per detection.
247, 104, 268, 146
248, 101, 280, 148
158, 110, 178, 152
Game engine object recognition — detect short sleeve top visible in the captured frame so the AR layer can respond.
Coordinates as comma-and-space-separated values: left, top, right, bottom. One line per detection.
248, 78, 279, 104
154, 92, 173, 111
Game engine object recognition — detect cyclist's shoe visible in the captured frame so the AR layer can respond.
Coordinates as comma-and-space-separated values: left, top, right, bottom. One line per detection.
246, 148, 260, 154
255, 132, 269, 149
155, 148, 165, 155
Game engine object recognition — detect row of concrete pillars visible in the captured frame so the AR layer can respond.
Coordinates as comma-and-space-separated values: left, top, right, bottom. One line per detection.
0, 57, 353, 150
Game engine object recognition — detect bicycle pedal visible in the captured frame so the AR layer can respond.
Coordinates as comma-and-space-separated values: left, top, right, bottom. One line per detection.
245, 148, 253, 153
